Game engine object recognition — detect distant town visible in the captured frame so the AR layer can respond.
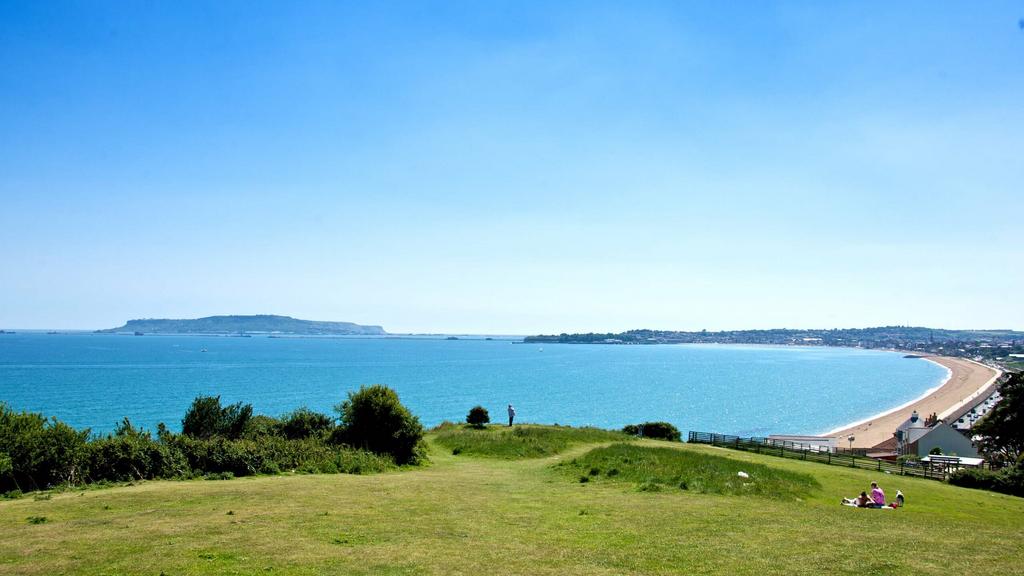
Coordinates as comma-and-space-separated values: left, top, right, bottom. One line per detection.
526, 326, 1024, 370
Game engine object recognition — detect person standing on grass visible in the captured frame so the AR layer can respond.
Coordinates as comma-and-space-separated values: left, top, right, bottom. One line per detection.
507, 404, 516, 427
870, 482, 885, 508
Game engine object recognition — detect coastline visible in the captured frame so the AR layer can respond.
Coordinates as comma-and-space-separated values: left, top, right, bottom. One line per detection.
825, 356, 1001, 448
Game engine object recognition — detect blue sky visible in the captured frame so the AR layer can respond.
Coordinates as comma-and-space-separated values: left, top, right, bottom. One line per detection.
1, 1, 1022, 333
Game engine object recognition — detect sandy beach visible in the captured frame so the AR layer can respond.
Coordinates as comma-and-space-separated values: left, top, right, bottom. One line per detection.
827, 356, 1001, 448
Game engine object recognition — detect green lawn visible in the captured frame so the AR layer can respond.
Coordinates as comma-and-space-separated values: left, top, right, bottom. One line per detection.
433, 423, 631, 459
555, 443, 820, 499
2, 428, 1023, 575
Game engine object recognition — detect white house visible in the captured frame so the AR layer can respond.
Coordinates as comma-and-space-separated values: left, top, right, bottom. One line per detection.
894, 411, 978, 458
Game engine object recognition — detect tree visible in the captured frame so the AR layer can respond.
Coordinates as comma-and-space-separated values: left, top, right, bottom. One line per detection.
466, 406, 490, 428
974, 373, 1024, 466
622, 422, 682, 442
181, 395, 253, 440
278, 407, 333, 440
333, 385, 424, 465
0, 452, 12, 478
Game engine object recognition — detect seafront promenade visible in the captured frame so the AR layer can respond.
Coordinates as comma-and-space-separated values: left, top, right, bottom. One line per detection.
827, 356, 1001, 448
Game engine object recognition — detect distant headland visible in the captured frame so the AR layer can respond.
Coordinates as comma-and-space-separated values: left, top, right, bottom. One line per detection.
97, 315, 386, 336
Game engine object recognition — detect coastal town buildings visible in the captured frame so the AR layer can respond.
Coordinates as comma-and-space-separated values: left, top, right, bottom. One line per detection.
892, 411, 979, 458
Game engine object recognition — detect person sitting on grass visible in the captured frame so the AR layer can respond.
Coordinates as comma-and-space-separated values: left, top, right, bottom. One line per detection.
870, 482, 886, 508
841, 491, 873, 507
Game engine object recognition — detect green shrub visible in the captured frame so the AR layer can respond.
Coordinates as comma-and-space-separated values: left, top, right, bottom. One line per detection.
333, 385, 424, 465
622, 422, 681, 441
181, 395, 253, 440
0, 395, 412, 494
949, 466, 1024, 497
949, 468, 1000, 490
86, 421, 188, 482
242, 415, 282, 439
277, 408, 334, 440
466, 406, 490, 428
169, 435, 310, 477
0, 403, 90, 492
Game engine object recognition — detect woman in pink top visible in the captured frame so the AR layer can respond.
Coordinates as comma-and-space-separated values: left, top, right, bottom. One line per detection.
870, 482, 886, 507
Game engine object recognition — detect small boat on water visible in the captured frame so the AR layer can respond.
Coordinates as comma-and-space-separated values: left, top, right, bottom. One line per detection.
134, 331, 144, 336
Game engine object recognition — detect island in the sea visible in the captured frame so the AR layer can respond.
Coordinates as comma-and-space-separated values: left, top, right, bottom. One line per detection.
98, 315, 386, 336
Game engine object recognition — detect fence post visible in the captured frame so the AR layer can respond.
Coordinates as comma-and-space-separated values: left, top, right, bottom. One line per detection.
828, 451, 831, 464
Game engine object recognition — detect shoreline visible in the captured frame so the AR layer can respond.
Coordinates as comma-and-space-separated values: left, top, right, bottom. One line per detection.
820, 359, 951, 437
825, 356, 1001, 448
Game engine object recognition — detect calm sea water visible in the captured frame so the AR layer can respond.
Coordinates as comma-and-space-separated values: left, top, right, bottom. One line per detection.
0, 333, 948, 437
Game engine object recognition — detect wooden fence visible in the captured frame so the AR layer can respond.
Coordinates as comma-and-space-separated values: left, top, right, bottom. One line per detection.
687, 431, 953, 481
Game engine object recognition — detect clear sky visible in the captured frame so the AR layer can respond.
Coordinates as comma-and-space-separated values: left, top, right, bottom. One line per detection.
1, 1, 1022, 334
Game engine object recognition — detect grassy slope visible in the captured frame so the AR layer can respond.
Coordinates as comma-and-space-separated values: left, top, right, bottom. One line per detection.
2, 432, 1023, 576
433, 423, 631, 458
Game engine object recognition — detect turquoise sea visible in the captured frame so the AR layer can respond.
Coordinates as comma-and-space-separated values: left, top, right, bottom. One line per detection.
0, 333, 949, 437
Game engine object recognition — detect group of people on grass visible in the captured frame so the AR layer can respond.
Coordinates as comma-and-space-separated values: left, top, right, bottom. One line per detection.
842, 482, 904, 509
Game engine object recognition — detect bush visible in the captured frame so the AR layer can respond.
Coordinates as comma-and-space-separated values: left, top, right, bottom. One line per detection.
622, 422, 681, 442
466, 406, 490, 428
278, 407, 334, 440
949, 468, 1000, 491
949, 466, 1024, 497
0, 403, 90, 492
85, 419, 188, 482
182, 395, 253, 440
0, 392, 420, 494
242, 415, 282, 439
332, 385, 424, 465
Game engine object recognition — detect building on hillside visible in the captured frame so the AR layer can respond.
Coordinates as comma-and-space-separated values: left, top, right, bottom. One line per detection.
765, 434, 836, 452
894, 411, 978, 458
947, 389, 1002, 431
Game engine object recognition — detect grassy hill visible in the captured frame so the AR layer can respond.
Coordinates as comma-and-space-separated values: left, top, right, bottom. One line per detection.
2, 425, 1022, 575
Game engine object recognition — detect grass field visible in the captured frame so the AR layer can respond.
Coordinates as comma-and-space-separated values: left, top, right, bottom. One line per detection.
2, 427, 1023, 575
433, 423, 631, 459
555, 443, 821, 499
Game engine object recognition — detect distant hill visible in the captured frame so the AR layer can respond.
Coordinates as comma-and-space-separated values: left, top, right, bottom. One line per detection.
99, 315, 386, 335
